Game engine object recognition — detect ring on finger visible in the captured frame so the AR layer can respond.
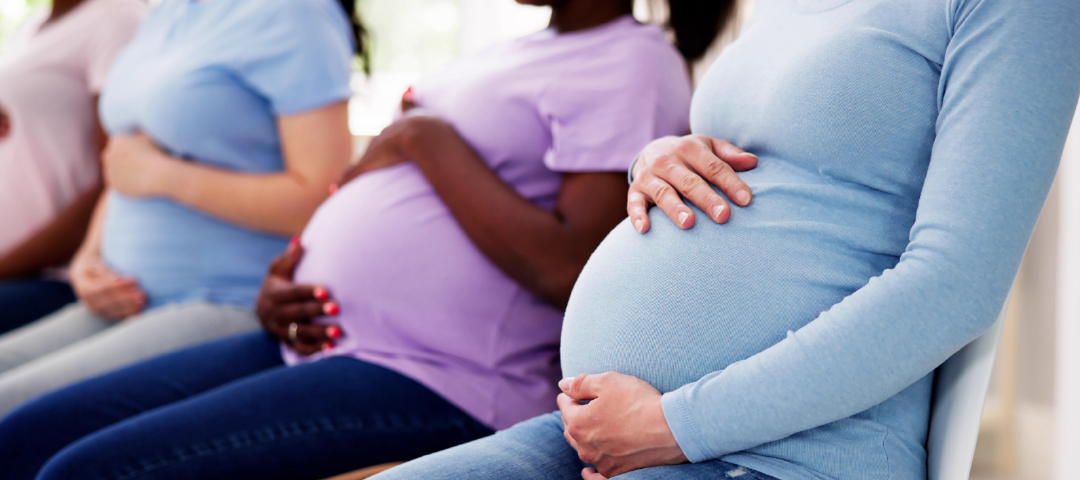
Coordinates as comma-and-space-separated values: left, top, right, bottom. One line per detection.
288, 322, 299, 343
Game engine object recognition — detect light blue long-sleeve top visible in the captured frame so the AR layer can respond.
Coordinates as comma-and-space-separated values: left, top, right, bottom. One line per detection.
560, 0, 1080, 478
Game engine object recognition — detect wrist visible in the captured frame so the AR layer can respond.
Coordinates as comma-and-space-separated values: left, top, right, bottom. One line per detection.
146, 152, 180, 197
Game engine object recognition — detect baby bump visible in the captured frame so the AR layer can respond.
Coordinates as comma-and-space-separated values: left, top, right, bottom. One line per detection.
294, 163, 525, 358
560, 183, 913, 393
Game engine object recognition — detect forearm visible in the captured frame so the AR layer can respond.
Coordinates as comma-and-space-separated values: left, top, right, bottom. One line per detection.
0, 182, 104, 278
401, 119, 620, 307
159, 159, 330, 236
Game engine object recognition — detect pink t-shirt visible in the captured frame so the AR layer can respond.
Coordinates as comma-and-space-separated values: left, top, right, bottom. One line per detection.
0, 0, 146, 255
288, 16, 691, 430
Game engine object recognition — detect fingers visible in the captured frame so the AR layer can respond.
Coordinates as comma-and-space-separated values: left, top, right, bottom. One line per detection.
708, 137, 759, 171
559, 373, 603, 401
640, 176, 695, 229
265, 281, 326, 306
582, 468, 608, 480
83, 277, 147, 320
704, 138, 756, 207
272, 301, 336, 327
626, 190, 652, 234
652, 160, 732, 224
268, 237, 304, 277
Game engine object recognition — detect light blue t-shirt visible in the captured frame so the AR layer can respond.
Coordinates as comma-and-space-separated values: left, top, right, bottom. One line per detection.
561, 0, 1080, 478
99, 0, 354, 308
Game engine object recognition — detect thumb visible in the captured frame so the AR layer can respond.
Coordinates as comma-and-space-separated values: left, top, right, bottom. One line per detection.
709, 138, 758, 172
270, 237, 305, 278
559, 373, 601, 401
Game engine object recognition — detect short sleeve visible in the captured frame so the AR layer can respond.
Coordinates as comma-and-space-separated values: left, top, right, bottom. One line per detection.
538, 35, 691, 173
85, 0, 147, 93
238, 0, 354, 116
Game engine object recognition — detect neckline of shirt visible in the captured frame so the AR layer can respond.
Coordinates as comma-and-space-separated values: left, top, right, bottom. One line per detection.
523, 15, 642, 43
788, 0, 856, 13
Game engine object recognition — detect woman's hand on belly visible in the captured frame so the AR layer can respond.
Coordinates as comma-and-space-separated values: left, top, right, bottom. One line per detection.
629, 135, 758, 233
102, 132, 175, 198
558, 372, 687, 479
255, 238, 342, 356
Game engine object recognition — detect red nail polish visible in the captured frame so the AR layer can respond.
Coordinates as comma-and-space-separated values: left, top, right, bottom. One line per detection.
289, 236, 300, 249
326, 325, 341, 339
313, 287, 329, 301
328, 184, 338, 195
322, 342, 335, 351
323, 302, 340, 316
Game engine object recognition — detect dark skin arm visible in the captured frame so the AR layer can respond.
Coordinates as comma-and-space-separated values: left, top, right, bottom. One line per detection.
341, 115, 629, 310
0, 96, 107, 279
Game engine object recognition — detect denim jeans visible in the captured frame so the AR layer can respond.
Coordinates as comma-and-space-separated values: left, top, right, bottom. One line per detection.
0, 302, 260, 416
0, 277, 75, 334
370, 412, 779, 480
0, 331, 493, 480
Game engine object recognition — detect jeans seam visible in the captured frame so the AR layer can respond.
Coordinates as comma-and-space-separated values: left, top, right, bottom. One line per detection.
111, 416, 477, 480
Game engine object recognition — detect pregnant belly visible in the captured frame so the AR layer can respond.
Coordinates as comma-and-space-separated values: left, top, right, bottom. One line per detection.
560, 182, 913, 393
292, 163, 559, 366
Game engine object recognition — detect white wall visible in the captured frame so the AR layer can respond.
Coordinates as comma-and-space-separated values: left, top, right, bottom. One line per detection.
1056, 108, 1080, 480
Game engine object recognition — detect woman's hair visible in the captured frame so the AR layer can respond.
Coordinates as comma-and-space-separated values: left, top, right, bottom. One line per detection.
660, 0, 739, 62
336, 0, 371, 72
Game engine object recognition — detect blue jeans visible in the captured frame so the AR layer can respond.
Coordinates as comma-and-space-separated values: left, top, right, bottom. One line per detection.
0, 278, 75, 334
370, 413, 779, 480
0, 331, 493, 480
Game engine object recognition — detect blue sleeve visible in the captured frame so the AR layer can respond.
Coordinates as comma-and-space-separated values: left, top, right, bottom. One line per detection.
238, 0, 354, 116
662, 0, 1080, 462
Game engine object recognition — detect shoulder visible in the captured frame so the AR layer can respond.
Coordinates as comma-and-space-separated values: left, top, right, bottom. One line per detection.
589, 21, 688, 89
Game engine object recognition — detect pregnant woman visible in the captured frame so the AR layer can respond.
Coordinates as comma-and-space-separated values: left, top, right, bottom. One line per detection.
0, 0, 361, 416
0, 0, 145, 331
0, 0, 736, 479
364, 0, 1080, 479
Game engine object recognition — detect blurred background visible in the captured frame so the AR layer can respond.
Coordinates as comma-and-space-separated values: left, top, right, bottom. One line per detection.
1, 1, 1077, 478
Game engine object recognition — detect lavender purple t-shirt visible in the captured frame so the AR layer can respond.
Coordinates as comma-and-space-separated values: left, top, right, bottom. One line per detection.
285, 15, 691, 430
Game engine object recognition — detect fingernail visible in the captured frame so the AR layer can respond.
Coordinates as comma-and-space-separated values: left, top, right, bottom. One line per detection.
678, 211, 690, 226
326, 325, 341, 339
735, 190, 750, 206
328, 184, 338, 195
323, 302, 340, 316
633, 219, 643, 233
743, 152, 758, 158
322, 342, 335, 351
313, 287, 329, 301
559, 378, 571, 390
711, 205, 726, 219
289, 236, 300, 249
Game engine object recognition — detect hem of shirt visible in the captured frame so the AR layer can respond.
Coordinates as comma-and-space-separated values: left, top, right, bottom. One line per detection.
545, 150, 644, 174
662, 386, 713, 463
721, 453, 822, 480
273, 89, 353, 116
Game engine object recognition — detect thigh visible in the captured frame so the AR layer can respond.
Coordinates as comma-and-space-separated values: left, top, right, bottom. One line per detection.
0, 301, 261, 415
618, 462, 780, 480
0, 331, 282, 480
373, 412, 585, 480
0, 303, 110, 375
0, 278, 76, 334
38, 357, 496, 480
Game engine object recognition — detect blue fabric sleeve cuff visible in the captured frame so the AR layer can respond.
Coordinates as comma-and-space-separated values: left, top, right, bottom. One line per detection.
662, 386, 713, 463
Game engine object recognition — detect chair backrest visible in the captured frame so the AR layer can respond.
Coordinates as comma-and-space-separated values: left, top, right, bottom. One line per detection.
926, 299, 1009, 480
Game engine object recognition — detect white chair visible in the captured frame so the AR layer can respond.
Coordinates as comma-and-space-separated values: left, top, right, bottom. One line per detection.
927, 298, 1010, 480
